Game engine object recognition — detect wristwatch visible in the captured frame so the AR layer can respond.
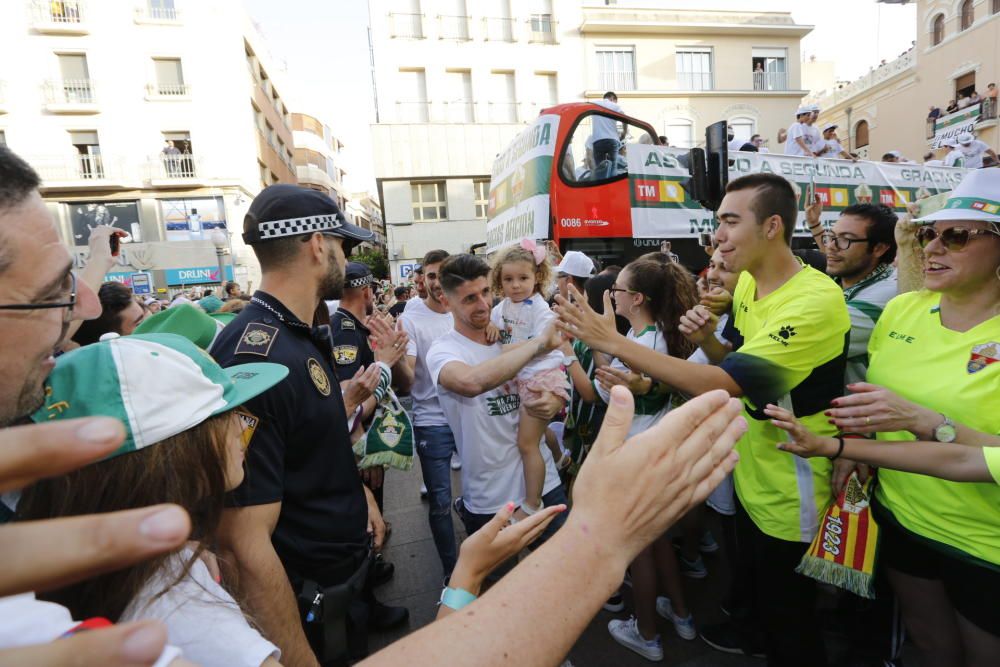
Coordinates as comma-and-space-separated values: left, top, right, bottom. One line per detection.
562, 354, 577, 367
932, 414, 957, 443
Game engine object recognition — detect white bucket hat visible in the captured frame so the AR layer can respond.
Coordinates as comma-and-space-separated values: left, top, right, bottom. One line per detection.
915, 170, 1000, 225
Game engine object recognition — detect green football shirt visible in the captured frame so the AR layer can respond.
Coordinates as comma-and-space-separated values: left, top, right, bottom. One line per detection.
722, 263, 850, 542
868, 290, 1000, 566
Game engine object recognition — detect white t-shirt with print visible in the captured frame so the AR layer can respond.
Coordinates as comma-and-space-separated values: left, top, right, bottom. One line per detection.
806, 124, 822, 155
819, 139, 845, 159
491, 297, 564, 381
120, 548, 279, 667
785, 122, 811, 156
428, 330, 561, 515
399, 298, 454, 427
596, 326, 673, 438
960, 140, 991, 168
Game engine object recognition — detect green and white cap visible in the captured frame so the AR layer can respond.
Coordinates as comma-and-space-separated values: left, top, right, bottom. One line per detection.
31, 333, 288, 459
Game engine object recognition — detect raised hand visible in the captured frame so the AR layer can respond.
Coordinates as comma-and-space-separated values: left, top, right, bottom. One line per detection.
678, 304, 719, 345
553, 285, 621, 354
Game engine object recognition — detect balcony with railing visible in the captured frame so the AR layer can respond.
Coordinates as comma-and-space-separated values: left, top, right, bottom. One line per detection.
527, 16, 557, 44
145, 82, 192, 99
444, 101, 474, 123
389, 12, 424, 39
134, 4, 181, 23
30, 0, 88, 33
812, 50, 916, 109
753, 70, 787, 91
43, 79, 98, 113
482, 16, 515, 41
396, 100, 430, 123
147, 153, 200, 180
598, 70, 636, 92
438, 15, 470, 40
33, 154, 117, 185
487, 101, 518, 123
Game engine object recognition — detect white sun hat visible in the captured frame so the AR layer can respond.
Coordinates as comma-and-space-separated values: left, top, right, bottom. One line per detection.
915, 169, 1000, 225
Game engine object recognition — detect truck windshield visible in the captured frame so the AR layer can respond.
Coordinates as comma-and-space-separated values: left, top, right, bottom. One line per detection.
560, 111, 656, 185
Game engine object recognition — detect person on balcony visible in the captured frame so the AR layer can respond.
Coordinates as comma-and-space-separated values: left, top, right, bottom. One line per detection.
161, 141, 181, 177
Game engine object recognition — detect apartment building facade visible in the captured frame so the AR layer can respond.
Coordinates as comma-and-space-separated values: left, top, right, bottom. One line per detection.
369, 1, 814, 278
369, 0, 585, 279
580, 4, 812, 149
0, 0, 297, 294
292, 111, 349, 211
808, 0, 999, 162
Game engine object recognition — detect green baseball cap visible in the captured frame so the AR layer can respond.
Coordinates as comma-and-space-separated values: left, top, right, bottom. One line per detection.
134, 304, 225, 350
32, 333, 288, 459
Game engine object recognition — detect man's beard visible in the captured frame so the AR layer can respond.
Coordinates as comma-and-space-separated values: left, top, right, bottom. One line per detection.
319, 248, 345, 301
0, 371, 48, 427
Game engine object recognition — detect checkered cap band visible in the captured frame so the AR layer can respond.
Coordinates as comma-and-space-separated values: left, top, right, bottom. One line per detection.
257, 214, 344, 239
346, 275, 374, 289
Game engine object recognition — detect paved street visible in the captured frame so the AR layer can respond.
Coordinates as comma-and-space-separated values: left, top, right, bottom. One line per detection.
369, 460, 760, 667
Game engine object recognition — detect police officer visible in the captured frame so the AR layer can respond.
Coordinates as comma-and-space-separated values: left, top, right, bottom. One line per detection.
212, 184, 408, 667
330, 262, 377, 378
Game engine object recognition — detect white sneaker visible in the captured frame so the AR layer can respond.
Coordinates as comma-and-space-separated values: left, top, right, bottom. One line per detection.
655, 596, 696, 640
450, 454, 462, 470
607, 617, 663, 662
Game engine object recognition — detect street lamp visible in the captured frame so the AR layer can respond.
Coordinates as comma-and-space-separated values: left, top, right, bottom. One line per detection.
210, 229, 230, 291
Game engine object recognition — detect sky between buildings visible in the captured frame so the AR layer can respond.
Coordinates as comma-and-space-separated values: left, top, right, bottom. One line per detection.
242, 0, 917, 192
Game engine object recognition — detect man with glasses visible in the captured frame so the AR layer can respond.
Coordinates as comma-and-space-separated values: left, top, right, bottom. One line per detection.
806, 200, 899, 385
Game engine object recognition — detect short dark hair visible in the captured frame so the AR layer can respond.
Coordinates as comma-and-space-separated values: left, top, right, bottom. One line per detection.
439, 254, 490, 294
603, 91, 617, 102
243, 210, 303, 270
0, 146, 40, 215
841, 203, 898, 264
203, 289, 213, 297
724, 173, 798, 245
394, 286, 408, 298
0, 147, 42, 275
881, 152, 897, 161
750, 134, 761, 141
224, 281, 240, 295
422, 249, 450, 267
72, 282, 136, 346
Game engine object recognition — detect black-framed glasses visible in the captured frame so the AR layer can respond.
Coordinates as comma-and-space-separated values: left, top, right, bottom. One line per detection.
915, 225, 1000, 251
821, 232, 870, 251
609, 286, 639, 298
0, 272, 77, 326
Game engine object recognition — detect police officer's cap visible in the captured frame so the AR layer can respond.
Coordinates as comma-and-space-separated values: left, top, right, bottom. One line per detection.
344, 262, 374, 289
242, 184, 375, 250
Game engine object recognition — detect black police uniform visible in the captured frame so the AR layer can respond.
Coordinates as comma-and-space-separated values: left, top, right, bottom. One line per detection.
330, 307, 374, 382
212, 291, 372, 663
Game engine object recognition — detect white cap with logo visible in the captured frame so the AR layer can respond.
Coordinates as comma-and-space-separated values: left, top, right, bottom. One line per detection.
556, 251, 596, 279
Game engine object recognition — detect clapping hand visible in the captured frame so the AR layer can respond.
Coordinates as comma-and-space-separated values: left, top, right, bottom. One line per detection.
554, 285, 621, 354
678, 305, 719, 345
369, 314, 408, 367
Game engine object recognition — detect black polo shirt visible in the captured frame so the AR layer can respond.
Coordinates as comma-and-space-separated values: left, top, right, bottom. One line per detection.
212, 291, 368, 575
330, 307, 375, 381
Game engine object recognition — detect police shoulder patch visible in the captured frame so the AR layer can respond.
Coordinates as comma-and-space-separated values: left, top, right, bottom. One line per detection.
340, 317, 355, 330
307, 358, 332, 396
236, 323, 279, 357
333, 345, 358, 365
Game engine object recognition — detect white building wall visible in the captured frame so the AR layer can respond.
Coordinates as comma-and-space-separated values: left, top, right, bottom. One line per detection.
369, 0, 585, 279
0, 0, 293, 292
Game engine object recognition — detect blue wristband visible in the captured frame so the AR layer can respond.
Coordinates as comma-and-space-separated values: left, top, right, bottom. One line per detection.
439, 586, 477, 611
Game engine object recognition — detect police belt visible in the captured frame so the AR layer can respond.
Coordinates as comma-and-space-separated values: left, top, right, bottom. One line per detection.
294, 543, 372, 665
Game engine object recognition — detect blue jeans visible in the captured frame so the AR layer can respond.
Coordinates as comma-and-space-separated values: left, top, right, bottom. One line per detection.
455, 484, 569, 582
415, 424, 459, 577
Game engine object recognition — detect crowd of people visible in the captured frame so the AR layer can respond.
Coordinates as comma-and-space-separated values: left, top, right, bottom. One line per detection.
0, 125, 998, 667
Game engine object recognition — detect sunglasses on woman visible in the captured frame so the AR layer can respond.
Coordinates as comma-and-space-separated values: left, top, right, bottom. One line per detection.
915, 225, 1000, 251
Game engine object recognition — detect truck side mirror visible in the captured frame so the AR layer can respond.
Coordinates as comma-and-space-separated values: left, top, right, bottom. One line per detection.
703, 120, 729, 212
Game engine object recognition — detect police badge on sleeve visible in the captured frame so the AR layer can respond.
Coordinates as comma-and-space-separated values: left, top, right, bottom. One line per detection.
968, 342, 1000, 374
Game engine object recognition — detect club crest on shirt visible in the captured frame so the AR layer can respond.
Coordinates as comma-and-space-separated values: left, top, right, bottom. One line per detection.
967, 342, 1000, 374
333, 345, 358, 365
307, 358, 332, 396
378, 411, 403, 448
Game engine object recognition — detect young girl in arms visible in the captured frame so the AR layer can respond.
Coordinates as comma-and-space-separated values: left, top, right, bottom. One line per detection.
596, 254, 700, 662
490, 239, 570, 518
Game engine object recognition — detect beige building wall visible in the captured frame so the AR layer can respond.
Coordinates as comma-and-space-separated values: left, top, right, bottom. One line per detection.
580, 7, 812, 150
809, 0, 999, 162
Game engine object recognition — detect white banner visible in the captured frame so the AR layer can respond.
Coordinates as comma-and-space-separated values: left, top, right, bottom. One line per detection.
930, 105, 981, 149
627, 146, 967, 239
